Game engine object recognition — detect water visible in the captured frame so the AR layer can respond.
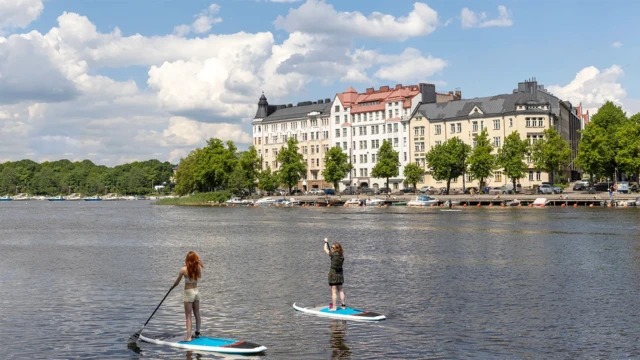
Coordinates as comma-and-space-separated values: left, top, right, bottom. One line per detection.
1, 201, 640, 359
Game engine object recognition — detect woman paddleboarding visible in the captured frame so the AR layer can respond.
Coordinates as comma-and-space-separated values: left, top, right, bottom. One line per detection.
324, 238, 345, 311
171, 251, 204, 341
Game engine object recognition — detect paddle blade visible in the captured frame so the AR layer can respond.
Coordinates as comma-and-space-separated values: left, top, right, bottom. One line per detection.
128, 329, 142, 344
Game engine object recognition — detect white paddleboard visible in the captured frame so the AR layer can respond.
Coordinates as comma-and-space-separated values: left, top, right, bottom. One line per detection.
440, 209, 462, 212
293, 303, 386, 322
139, 333, 267, 354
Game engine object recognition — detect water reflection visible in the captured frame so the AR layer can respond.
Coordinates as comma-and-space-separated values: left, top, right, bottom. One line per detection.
329, 320, 350, 359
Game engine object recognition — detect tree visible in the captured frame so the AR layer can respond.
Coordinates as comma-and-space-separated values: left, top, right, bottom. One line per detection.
322, 146, 352, 191
174, 152, 198, 196
531, 127, 571, 184
403, 163, 423, 192
497, 131, 530, 192
258, 166, 279, 194
276, 137, 306, 195
424, 137, 471, 194
467, 128, 495, 191
371, 140, 400, 190
616, 113, 640, 183
227, 163, 249, 196
239, 146, 261, 194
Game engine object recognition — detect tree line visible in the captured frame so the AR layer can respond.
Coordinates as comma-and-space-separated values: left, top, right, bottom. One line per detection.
0, 159, 175, 196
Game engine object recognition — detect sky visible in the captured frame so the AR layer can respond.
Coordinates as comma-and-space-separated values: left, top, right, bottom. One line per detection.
1, 0, 638, 166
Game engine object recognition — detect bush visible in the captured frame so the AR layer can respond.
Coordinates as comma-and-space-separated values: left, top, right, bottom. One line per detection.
155, 191, 232, 205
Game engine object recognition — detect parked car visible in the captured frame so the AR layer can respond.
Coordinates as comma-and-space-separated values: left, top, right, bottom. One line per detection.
573, 183, 585, 191
488, 187, 503, 195
342, 188, 360, 195
419, 186, 433, 193
378, 187, 391, 194
501, 183, 521, 194
401, 187, 415, 194
594, 182, 610, 192
323, 189, 335, 195
538, 184, 562, 194
586, 186, 597, 194
290, 189, 304, 195
360, 187, 377, 195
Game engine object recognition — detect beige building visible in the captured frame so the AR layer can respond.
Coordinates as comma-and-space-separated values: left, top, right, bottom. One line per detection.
409, 79, 582, 190
252, 94, 334, 191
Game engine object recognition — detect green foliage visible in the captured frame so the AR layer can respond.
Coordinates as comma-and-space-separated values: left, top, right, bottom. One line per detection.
227, 163, 248, 195
0, 158, 173, 196
425, 137, 471, 194
531, 127, 571, 184
276, 137, 306, 193
322, 146, 352, 190
258, 166, 279, 193
497, 131, 529, 191
155, 191, 232, 205
577, 101, 627, 179
615, 113, 640, 182
402, 163, 424, 191
371, 140, 400, 187
467, 128, 495, 189
239, 146, 261, 192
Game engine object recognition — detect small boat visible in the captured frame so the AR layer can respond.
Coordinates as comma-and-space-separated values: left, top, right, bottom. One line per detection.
254, 197, 276, 205
84, 196, 102, 201
283, 198, 300, 206
531, 198, 548, 207
225, 197, 246, 205
366, 198, 385, 206
48, 195, 65, 202
407, 195, 438, 207
390, 201, 407, 206
344, 198, 361, 206
0, 195, 13, 201
504, 199, 521, 206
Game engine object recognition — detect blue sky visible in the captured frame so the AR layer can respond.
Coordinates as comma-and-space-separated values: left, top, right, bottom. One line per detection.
0, 0, 637, 164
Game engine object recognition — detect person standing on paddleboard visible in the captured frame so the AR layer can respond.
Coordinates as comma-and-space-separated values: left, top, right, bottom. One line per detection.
171, 251, 204, 342
324, 238, 345, 311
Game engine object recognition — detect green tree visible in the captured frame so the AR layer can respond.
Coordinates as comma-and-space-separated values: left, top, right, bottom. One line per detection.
174, 150, 199, 196
616, 113, 640, 182
258, 166, 279, 194
467, 128, 495, 191
576, 101, 627, 181
227, 163, 249, 195
276, 137, 307, 195
371, 140, 400, 190
531, 127, 571, 184
497, 131, 530, 192
239, 146, 261, 194
0, 165, 19, 194
403, 163, 423, 192
322, 146, 352, 191
424, 137, 471, 194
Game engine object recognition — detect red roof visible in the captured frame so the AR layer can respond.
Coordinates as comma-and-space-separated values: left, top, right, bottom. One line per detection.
337, 84, 421, 112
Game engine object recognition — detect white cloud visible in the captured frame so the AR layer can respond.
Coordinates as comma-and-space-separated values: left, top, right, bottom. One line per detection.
0, 0, 43, 34
274, 0, 439, 41
461, 5, 512, 29
374, 48, 447, 83
547, 65, 638, 115
612, 41, 623, 48
174, 4, 222, 36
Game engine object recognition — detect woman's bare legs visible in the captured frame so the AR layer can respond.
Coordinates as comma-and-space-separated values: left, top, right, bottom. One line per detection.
330, 286, 338, 311
337, 285, 345, 308
193, 300, 201, 335
183, 302, 193, 341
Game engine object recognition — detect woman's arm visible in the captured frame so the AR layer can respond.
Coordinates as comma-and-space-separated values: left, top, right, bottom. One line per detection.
171, 267, 184, 289
323, 237, 331, 255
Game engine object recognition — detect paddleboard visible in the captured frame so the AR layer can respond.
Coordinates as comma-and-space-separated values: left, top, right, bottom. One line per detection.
293, 303, 386, 322
139, 333, 267, 354
440, 209, 462, 212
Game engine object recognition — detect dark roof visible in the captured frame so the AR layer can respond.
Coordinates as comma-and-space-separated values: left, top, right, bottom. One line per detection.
416, 91, 559, 121
262, 102, 331, 122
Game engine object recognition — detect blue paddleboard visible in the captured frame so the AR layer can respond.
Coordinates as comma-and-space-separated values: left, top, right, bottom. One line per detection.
293, 303, 386, 321
139, 333, 267, 354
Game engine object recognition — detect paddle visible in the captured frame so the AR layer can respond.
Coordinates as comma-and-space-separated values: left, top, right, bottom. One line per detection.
128, 286, 174, 343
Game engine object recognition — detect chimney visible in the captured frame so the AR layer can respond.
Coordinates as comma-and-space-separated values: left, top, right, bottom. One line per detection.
325, 98, 331, 103
395, 84, 403, 90
380, 85, 390, 92
419, 83, 436, 104
455, 89, 462, 99
317, 99, 324, 104
365, 87, 374, 94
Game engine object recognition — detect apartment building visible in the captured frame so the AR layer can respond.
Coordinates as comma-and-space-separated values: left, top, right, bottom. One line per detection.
330, 84, 461, 192
252, 94, 333, 191
409, 79, 582, 190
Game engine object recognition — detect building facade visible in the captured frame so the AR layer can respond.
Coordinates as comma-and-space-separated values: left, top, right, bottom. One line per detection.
252, 95, 334, 191
409, 79, 582, 190
330, 84, 461, 192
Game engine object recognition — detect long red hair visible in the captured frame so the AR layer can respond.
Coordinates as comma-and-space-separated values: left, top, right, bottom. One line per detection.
185, 251, 203, 280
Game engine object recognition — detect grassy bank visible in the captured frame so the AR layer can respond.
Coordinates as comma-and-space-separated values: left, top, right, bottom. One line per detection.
155, 191, 232, 205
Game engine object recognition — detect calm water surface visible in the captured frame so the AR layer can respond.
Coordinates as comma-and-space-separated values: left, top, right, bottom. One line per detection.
1, 201, 640, 359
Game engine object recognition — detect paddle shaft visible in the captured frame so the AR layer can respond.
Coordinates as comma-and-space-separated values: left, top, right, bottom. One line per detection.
143, 287, 173, 327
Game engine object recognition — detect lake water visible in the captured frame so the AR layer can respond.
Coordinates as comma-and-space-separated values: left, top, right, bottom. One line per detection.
1, 201, 640, 359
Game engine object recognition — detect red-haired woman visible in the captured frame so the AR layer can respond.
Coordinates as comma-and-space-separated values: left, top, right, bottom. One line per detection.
323, 238, 345, 311
171, 251, 204, 341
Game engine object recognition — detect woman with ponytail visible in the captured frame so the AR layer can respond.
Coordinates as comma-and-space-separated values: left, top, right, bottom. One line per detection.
171, 251, 204, 341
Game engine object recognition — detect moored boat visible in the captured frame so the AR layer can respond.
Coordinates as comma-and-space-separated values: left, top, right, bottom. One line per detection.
407, 195, 438, 207
84, 196, 102, 201
0, 195, 13, 201
344, 198, 361, 206
48, 195, 65, 201
365, 198, 385, 206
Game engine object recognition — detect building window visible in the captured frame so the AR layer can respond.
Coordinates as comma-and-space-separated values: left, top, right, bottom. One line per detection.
420, 127, 425, 136
403, 124, 407, 132
435, 141, 441, 146
395, 109, 399, 116
343, 142, 347, 150
495, 171, 502, 182
472, 121, 478, 132
371, 140, 376, 148
414, 128, 419, 136
387, 124, 392, 133
404, 152, 407, 161
472, 139, 477, 148
364, 154, 368, 163
393, 123, 398, 133
538, 118, 544, 127
493, 137, 501, 147
480, 121, 484, 130
363, 127, 367, 135
403, 137, 407, 146
509, 118, 513, 127
344, 115, 348, 123
493, 120, 500, 130
450, 124, 455, 133
536, 172, 541, 181
335, 129, 340, 138
342, 128, 347, 137
435, 125, 441, 135
526, 118, 531, 127
372, 154, 376, 162
457, 123, 462, 133
394, 138, 398, 147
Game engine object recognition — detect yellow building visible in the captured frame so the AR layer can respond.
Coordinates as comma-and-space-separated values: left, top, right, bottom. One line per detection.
409, 80, 582, 190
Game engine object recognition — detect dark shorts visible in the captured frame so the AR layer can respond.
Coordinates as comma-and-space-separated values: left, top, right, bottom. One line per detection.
328, 272, 344, 286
